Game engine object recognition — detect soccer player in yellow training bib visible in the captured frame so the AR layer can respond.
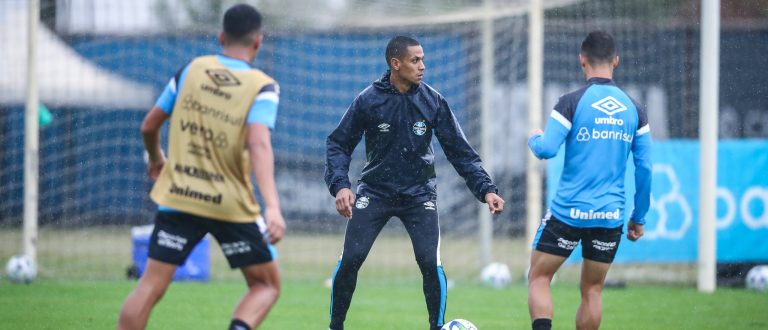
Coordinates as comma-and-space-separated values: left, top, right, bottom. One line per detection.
117, 4, 285, 330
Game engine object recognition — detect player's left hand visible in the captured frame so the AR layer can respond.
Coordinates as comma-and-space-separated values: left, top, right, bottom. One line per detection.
627, 220, 644, 241
485, 193, 505, 214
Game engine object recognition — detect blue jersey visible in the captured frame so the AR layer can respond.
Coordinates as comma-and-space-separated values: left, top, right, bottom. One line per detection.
528, 77, 652, 228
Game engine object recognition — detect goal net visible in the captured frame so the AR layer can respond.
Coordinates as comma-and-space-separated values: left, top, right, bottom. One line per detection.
3, 0, 751, 285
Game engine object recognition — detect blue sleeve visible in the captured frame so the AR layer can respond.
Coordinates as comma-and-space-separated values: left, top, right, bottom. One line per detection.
154, 62, 190, 114
246, 84, 279, 129
528, 110, 571, 159
154, 78, 177, 114
324, 97, 365, 196
434, 98, 497, 202
630, 116, 652, 225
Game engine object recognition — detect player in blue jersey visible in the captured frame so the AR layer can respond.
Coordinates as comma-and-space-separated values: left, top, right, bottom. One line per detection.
526, 31, 652, 330
117, 5, 284, 330
325, 36, 505, 330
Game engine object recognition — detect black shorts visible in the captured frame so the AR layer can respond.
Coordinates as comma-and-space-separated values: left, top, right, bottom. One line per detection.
148, 211, 275, 268
532, 214, 623, 263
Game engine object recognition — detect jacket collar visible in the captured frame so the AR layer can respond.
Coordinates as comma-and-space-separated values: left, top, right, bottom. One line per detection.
374, 70, 420, 95
586, 77, 614, 85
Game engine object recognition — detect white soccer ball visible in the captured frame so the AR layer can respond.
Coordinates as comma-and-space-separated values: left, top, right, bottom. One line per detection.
441, 319, 478, 330
745, 265, 768, 292
480, 262, 511, 289
5, 255, 37, 284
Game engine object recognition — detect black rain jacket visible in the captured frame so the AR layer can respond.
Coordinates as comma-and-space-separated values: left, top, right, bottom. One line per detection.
324, 71, 497, 203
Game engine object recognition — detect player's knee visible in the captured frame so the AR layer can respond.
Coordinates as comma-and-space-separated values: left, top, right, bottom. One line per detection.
414, 251, 438, 268
417, 264, 440, 279
259, 277, 280, 298
340, 252, 367, 269
528, 270, 554, 287
579, 282, 603, 298
528, 274, 550, 287
415, 257, 437, 269
137, 281, 169, 303
248, 278, 280, 302
529, 266, 554, 282
265, 282, 280, 302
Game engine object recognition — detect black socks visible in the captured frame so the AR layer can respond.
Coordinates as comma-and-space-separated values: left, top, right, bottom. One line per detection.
532, 318, 552, 330
229, 319, 251, 330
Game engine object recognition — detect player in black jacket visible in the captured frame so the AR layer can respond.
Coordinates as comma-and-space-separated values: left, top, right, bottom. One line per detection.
325, 36, 505, 330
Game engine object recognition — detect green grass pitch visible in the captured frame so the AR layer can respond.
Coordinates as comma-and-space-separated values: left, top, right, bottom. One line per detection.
1, 279, 766, 329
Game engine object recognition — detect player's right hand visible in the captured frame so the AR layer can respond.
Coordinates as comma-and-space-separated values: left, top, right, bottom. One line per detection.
144, 149, 166, 180
627, 220, 644, 241
335, 188, 355, 219
485, 192, 505, 214
264, 207, 286, 244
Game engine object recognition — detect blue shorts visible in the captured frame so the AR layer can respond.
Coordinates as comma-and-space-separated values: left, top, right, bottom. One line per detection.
532, 213, 623, 263
148, 211, 275, 268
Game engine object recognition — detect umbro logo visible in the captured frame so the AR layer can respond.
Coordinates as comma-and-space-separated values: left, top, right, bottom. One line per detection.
378, 123, 390, 132
424, 201, 436, 210
591, 96, 627, 116
205, 69, 241, 87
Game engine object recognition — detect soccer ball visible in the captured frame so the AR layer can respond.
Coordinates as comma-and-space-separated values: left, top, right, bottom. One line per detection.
5, 255, 37, 284
480, 262, 511, 288
745, 265, 768, 292
441, 319, 478, 330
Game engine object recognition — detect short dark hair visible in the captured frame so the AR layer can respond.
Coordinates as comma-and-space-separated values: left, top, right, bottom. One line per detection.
223, 4, 262, 44
580, 31, 616, 65
385, 36, 420, 67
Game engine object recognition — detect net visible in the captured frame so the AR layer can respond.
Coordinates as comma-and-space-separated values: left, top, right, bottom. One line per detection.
1, 0, 765, 284
0, 0, 532, 282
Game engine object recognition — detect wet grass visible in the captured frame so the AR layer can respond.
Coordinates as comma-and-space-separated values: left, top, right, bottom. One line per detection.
1, 279, 766, 329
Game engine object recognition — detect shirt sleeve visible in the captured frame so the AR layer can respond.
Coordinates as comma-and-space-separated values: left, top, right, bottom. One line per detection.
434, 97, 497, 203
154, 78, 178, 114
154, 62, 190, 114
324, 96, 365, 196
630, 102, 652, 225
246, 84, 280, 129
528, 96, 573, 159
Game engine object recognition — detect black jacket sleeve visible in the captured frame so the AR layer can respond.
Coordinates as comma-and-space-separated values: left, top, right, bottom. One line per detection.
324, 97, 365, 197
434, 97, 497, 203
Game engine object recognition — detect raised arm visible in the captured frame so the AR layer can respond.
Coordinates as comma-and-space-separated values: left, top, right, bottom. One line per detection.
528, 95, 573, 159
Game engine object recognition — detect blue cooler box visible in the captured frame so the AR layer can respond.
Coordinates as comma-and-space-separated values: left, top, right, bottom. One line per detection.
131, 225, 210, 281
